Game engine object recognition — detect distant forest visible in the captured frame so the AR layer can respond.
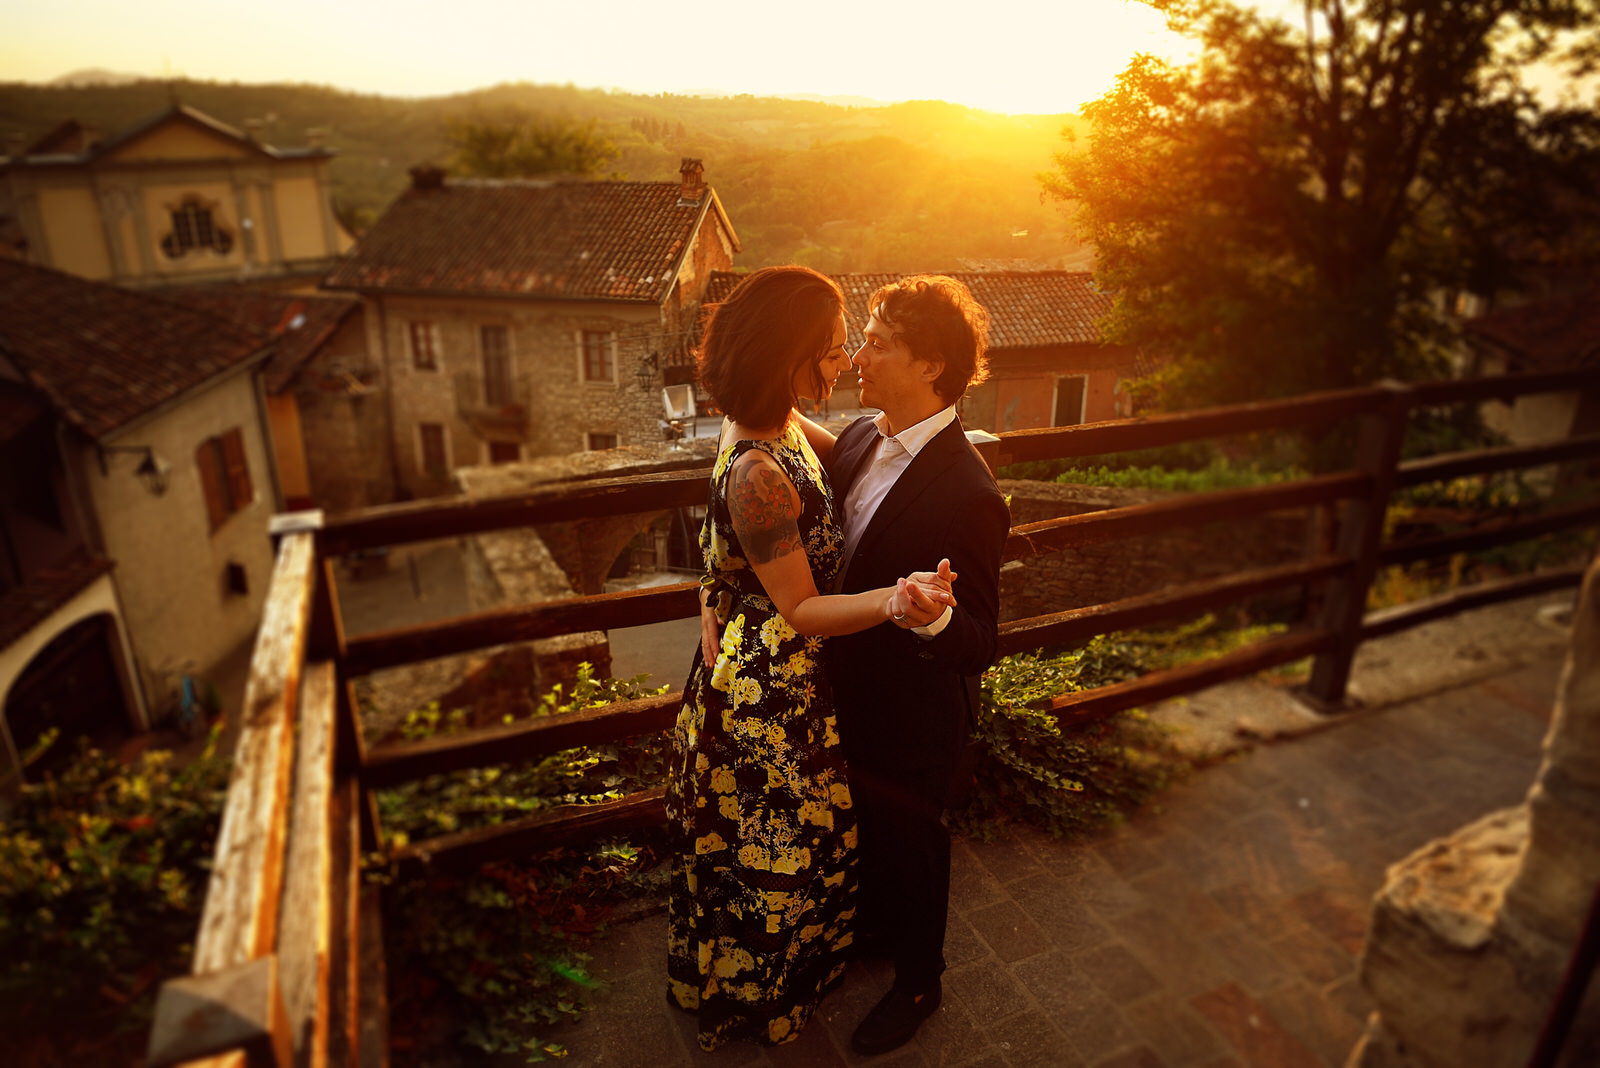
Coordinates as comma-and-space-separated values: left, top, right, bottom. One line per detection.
0, 80, 1093, 273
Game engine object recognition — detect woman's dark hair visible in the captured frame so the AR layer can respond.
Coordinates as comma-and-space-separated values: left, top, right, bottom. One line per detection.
697, 265, 845, 428
869, 275, 990, 404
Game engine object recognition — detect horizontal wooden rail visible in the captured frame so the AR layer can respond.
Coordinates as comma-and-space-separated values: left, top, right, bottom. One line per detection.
1406, 369, 1598, 409
1032, 628, 1337, 728
278, 660, 338, 1065
362, 692, 681, 789
193, 531, 316, 973
319, 468, 710, 555
1360, 566, 1586, 642
1395, 433, 1600, 488
997, 556, 1349, 656
390, 786, 669, 877
995, 387, 1385, 467
1004, 472, 1367, 560
1379, 500, 1600, 567
345, 582, 701, 677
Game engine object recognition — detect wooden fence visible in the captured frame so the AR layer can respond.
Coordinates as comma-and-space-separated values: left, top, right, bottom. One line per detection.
146, 370, 1598, 1066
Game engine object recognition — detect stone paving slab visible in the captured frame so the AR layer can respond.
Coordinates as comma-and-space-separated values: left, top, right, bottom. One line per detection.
537, 596, 1575, 1067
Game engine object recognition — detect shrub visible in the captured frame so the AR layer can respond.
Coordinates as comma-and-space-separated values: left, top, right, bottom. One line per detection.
375, 663, 670, 1064
0, 728, 230, 1062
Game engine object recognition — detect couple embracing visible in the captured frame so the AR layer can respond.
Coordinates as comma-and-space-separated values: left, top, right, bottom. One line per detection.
664, 267, 1010, 1055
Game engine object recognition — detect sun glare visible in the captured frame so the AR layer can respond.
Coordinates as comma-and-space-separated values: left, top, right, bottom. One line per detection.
1, 0, 1203, 115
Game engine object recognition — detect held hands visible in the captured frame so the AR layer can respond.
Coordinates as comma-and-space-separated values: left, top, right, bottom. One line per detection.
887, 558, 958, 629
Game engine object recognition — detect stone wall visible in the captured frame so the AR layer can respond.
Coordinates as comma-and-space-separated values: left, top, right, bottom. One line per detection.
997, 480, 1315, 625
1350, 556, 1600, 1067
371, 293, 675, 499
291, 307, 394, 512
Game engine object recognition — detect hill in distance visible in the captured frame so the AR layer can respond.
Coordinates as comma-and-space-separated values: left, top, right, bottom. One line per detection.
0, 78, 1093, 273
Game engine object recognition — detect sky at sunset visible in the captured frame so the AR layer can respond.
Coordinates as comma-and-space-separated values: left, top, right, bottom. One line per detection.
2, 0, 1202, 114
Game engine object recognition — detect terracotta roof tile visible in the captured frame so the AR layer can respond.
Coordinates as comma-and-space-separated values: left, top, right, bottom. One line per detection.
0, 259, 270, 439
168, 285, 358, 393
0, 550, 115, 651
705, 269, 1113, 349
1466, 285, 1600, 371
325, 177, 719, 303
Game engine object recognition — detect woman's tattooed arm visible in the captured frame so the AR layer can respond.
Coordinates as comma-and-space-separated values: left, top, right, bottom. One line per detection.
727, 454, 803, 565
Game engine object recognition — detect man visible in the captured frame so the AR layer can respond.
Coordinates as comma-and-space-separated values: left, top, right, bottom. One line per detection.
827, 275, 1009, 1055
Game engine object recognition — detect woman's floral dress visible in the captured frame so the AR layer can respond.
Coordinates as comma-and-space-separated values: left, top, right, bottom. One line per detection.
665, 420, 858, 1050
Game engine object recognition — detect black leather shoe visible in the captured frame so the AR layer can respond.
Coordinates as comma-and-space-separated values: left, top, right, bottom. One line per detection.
850, 982, 942, 1055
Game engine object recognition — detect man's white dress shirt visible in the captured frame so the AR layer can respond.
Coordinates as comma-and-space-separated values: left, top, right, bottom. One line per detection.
837, 407, 957, 636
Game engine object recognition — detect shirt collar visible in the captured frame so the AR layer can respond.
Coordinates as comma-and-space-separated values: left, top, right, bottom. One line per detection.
871, 405, 957, 459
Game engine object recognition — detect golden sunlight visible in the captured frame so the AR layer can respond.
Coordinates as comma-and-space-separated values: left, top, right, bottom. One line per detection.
2, 0, 1198, 114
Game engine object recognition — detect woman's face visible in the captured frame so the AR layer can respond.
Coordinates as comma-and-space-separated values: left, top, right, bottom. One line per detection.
792, 311, 851, 403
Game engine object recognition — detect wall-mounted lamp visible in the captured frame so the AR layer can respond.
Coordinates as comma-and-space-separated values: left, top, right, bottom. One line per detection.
636, 351, 660, 393
100, 444, 172, 496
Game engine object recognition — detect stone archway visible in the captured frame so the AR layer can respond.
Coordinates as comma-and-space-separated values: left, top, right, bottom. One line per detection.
5, 613, 133, 779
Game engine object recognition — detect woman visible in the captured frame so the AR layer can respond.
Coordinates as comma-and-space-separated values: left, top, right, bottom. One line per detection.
665, 266, 952, 1050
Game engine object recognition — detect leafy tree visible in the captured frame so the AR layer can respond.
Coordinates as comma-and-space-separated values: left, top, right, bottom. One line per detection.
448, 108, 619, 178
1046, 0, 1600, 408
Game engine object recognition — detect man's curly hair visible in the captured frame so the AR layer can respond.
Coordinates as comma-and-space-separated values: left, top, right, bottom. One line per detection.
868, 275, 990, 404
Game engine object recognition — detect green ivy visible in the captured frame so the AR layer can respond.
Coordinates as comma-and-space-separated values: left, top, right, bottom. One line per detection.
0, 728, 231, 1062
374, 663, 671, 1064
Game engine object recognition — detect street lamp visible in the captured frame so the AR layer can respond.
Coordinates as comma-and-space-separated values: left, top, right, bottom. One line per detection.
636, 351, 660, 393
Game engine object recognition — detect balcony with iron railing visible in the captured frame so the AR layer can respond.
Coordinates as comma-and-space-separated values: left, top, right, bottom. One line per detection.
143, 369, 1599, 1066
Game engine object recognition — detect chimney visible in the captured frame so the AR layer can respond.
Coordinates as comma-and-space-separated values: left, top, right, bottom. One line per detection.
409, 163, 447, 192
305, 127, 327, 150
679, 158, 705, 204
244, 118, 264, 144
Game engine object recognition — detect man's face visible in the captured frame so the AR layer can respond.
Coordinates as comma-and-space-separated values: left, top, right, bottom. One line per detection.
852, 313, 933, 414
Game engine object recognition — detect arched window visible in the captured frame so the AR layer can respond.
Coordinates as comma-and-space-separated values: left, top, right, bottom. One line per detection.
160, 197, 234, 258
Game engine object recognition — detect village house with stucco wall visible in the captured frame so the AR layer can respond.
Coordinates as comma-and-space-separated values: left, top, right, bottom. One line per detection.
322, 159, 739, 498
0, 104, 352, 290
0, 258, 279, 787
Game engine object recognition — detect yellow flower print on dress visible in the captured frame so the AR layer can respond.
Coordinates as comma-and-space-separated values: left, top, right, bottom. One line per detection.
759, 614, 797, 654
717, 793, 740, 820
695, 832, 726, 854
829, 781, 852, 808
732, 675, 762, 708
822, 716, 840, 747
709, 767, 736, 794
712, 947, 755, 978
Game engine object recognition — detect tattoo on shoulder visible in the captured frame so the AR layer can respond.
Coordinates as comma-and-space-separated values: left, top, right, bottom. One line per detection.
729, 457, 803, 565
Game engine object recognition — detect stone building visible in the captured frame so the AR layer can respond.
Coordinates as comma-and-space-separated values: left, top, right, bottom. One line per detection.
705, 269, 1145, 431
0, 104, 352, 290
323, 159, 740, 498
0, 258, 279, 784
171, 286, 389, 512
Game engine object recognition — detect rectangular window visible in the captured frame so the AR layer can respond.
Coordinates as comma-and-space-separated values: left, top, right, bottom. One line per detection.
196, 427, 254, 531
488, 441, 521, 464
419, 423, 448, 478
409, 321, 439, 371
587, 432, 618, 451
581, 330, 614, 383
1052, 375, 1088, 428
481, 324, 512, 405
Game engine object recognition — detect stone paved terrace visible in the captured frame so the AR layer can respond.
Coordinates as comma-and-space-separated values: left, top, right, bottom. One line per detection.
534, 593, 1591, 1068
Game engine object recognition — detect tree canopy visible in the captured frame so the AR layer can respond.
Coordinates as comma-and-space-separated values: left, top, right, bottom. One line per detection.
1046, 0, 1600, 408
447, 108, 620, 178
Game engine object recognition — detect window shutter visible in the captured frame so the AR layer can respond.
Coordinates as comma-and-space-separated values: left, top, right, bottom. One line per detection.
197, 441, 227, 529
221, 428, 253, 511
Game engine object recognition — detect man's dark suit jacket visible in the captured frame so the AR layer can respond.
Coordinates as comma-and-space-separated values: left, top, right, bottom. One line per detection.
824, 414, 1010, 805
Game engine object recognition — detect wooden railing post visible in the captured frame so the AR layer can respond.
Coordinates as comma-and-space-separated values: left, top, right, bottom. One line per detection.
146, 956, 293, 1067
1305, 380, 1412, 708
